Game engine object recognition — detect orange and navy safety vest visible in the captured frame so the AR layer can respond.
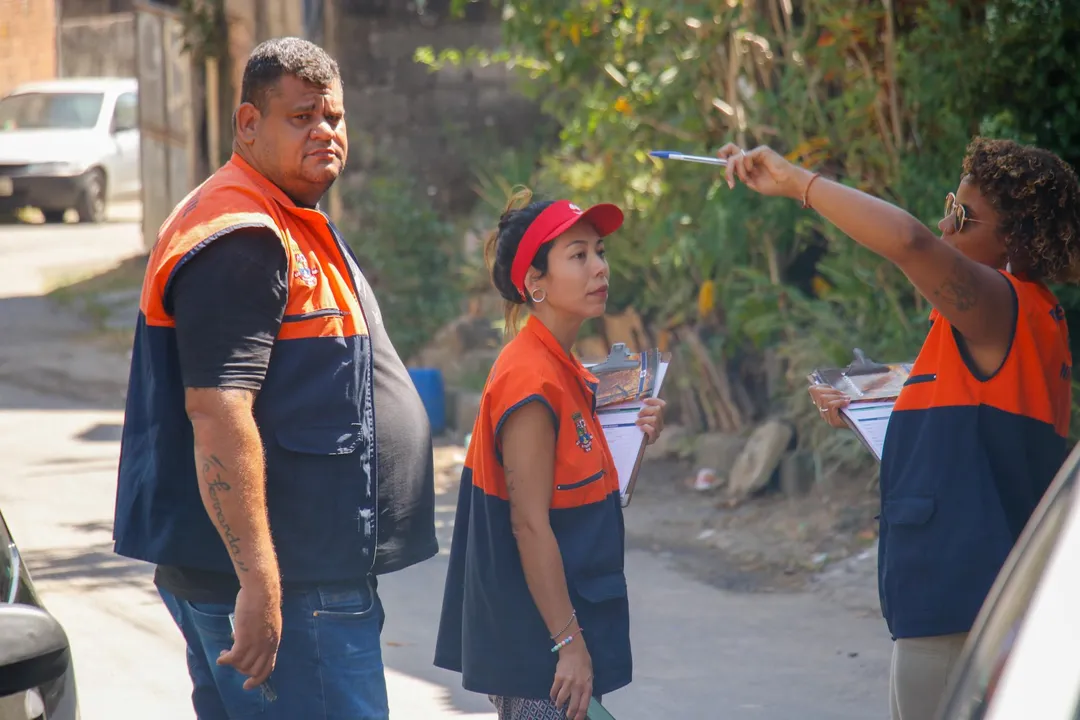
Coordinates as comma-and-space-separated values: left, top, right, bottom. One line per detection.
879, 271, 1071, 639
435, 315, 631, 699
113, 154, 380, 583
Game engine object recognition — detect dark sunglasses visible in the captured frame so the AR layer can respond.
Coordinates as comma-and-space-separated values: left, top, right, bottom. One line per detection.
944, 192, 986, 233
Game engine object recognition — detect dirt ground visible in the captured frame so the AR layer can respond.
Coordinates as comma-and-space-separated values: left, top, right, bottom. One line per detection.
626, 460, 879, 588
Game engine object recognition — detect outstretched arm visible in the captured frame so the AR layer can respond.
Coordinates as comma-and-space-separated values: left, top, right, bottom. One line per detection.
717, 144, 1014, 354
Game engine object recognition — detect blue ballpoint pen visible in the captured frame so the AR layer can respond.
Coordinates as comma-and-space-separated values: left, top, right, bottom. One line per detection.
648, 150, 728, 166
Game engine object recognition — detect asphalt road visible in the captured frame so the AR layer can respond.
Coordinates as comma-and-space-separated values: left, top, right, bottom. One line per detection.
0, 208, 892, 719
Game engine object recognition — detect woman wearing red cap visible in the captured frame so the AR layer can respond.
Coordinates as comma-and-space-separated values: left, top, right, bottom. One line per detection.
434, 188, 666, 720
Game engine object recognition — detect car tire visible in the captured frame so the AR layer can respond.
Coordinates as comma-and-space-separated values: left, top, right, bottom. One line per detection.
42, 210, 66, 224
76, 169, 106, 224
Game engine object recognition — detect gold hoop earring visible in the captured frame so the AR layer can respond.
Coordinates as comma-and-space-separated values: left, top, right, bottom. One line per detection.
529, 288, 546, 304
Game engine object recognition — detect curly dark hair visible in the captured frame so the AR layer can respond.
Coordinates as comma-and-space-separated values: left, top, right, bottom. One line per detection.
484, 187, 554, 335
962, 137, 1080, 283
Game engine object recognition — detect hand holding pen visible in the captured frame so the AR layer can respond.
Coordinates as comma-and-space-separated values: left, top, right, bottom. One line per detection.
223, 584, 280, 701
648, 150, 728, 167
227, 611, 278, 701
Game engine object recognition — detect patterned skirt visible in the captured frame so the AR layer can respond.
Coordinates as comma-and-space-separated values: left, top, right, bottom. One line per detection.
488, 695, 570, 720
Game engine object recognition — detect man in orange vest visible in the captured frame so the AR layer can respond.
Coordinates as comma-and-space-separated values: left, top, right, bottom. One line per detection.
113, 37, 437, 719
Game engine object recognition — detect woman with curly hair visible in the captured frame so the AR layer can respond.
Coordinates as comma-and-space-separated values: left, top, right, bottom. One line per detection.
716, 137, 1080, 720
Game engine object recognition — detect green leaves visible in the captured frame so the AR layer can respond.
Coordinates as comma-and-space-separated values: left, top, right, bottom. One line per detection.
342, 175, 465, 363
423, 0, 1080, 454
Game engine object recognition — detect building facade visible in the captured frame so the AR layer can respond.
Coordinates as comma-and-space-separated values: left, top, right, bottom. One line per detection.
0, 0, 59, 96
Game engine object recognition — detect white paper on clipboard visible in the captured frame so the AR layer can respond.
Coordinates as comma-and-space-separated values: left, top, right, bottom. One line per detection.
594, 361, 670, 505
839, 401, 895, 461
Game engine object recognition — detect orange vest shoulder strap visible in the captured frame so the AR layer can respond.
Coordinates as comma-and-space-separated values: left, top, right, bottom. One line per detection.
141, 162, 286, 324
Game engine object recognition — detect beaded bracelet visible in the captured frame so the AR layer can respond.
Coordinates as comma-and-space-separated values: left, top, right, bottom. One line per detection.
551, 632, 577, 653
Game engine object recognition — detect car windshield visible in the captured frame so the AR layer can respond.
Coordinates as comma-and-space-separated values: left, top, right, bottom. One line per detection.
939, 447, 1079, 719
0, 92, 105, 131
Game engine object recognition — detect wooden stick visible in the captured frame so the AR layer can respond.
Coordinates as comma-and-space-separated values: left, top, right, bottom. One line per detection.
681, 328, 745, 432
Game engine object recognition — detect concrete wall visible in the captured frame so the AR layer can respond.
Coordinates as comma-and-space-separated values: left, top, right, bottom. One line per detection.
0, 0, 58, 96
59, 0, 140, 17
224, 0, 307, 108
332, 2, 543, 214
59, 13, 136, 79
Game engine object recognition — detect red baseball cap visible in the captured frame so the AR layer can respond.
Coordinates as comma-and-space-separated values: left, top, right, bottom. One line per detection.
510, 199, 624, 299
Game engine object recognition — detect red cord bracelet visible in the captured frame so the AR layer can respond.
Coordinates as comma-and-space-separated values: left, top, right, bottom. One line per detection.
802, 172, 822, 209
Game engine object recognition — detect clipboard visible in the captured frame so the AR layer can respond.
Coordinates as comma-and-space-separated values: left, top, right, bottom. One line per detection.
586, 344, 671, 507
807, 348, 913, 462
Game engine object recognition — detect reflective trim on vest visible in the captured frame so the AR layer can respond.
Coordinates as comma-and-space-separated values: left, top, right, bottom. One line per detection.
434, 317, 631, 698
878, 272, 1071, 638
114, 155, 378, 584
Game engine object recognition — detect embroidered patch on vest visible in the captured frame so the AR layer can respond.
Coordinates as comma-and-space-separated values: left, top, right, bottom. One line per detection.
293, 251, 319, 288
572, 412, 593, 453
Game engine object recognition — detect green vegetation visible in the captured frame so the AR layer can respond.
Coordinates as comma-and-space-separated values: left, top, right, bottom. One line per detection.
411, 0, 1080, 473
341, 174, 467, 362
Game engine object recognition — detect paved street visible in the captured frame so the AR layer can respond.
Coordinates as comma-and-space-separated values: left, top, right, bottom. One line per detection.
0, 211, 892, 719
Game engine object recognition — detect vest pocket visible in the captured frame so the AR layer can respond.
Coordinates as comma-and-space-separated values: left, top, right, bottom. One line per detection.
274, 424, 363, 455
903, 373, 937, 387
575, 572, 627, 603
265, 423, 374, 581
883, 496, 935, 525
557, 470, 605, 492
572, 572, 630, 677
312, 579, 378, 619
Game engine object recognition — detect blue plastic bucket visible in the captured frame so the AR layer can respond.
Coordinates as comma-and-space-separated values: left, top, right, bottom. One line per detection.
408, 367, 446, 435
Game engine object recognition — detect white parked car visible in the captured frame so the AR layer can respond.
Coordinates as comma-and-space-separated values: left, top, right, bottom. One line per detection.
938, 438, 1080, 719
0, 77, 140, 223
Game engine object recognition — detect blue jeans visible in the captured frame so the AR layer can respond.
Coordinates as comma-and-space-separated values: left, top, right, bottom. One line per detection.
159, 577, 389, 720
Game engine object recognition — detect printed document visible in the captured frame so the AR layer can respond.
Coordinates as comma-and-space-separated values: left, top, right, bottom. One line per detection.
586, 346, 670, 506
839, 401, 894, 461
808, 349, 912, 463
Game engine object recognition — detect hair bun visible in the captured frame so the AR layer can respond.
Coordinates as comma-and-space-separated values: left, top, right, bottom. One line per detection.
497, 209, 517, 231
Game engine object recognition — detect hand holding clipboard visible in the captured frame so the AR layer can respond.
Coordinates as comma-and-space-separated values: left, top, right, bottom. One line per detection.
587, 343, 671, 506
807, 349, 913, 462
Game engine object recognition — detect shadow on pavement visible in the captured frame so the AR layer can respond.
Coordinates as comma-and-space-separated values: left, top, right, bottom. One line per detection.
373, 459, 500, 718
67, 520, 114, 535
379, 555, 501, 718
0, 209, 142, 410
21, 458, 119, 479
77, 423, 124, 442
0, 294, 131, 412
22, 541, 160, 602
